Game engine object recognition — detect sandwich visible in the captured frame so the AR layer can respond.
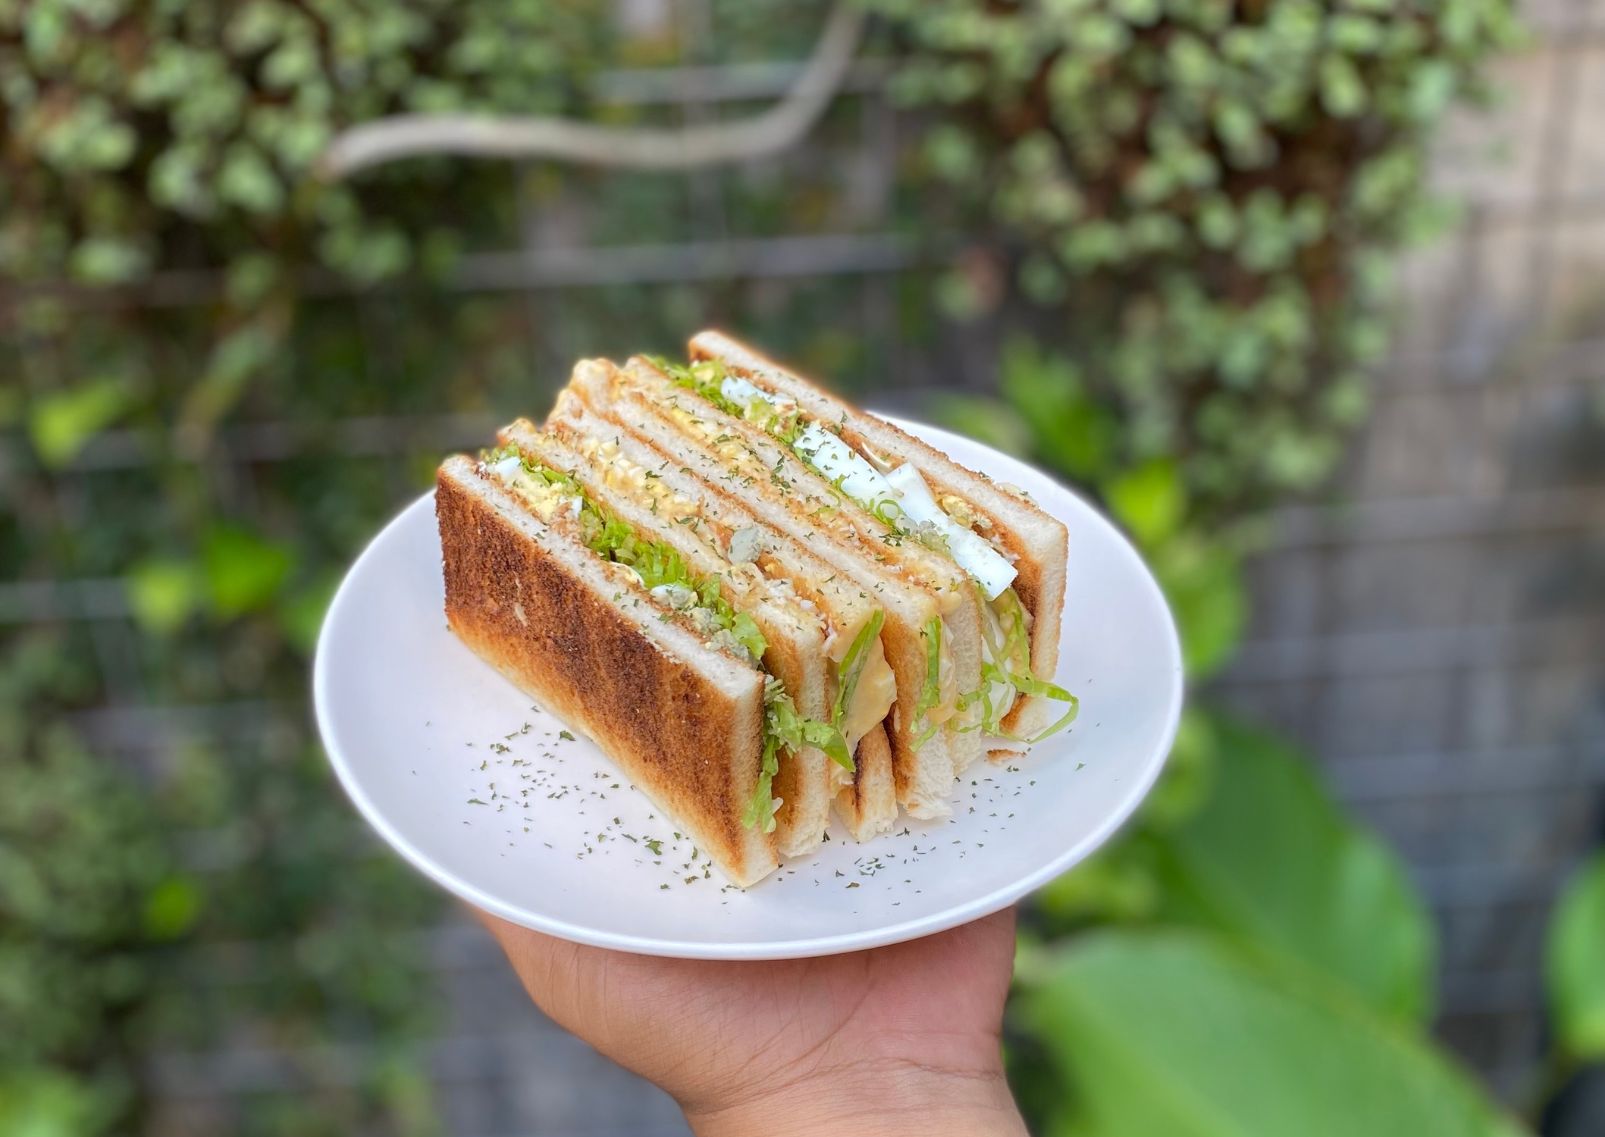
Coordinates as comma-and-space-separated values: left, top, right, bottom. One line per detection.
687, 331, 1075, 746
435, 333, 1075, 886
532, 394, 900, 846
560, 357, 981, 819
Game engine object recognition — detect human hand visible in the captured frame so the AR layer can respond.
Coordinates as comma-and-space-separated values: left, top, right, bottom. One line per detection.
478, 906, 1027, 1137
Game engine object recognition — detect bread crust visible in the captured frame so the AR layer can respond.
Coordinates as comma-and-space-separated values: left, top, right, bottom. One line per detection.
436, 457, 777, 886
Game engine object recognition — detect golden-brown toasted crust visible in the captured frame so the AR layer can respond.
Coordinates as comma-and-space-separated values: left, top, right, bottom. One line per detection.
436, 457, 777, 886
499, 416, 835, 859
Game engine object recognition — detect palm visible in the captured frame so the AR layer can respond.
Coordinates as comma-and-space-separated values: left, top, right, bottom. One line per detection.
482, 906, 1018, 1112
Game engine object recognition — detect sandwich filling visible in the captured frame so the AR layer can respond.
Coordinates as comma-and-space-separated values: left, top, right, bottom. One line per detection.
657, 358, 1078, 745
639, 377, 962, 746
481, 445, 849, 832
571, 434, 897, 758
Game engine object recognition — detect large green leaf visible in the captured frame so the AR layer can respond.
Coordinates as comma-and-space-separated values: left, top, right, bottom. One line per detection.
1016, 931, 1525, 1137
1150, 718, 1435, 1022
1546, 853, 1605, 1061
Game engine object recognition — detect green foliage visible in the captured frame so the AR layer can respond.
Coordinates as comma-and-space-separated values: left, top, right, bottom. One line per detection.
0, 1, 609, 448
0, 1067, 120, 1137
1031, 713, 1434, 1018
0, 3, 615, 1131
1546, 854, 1605, 1063
1015, 931, 1523, 1137
869, 0, 1519, 519
0, 1, 1537, 1132
200, 523, 294, 619
885, 8, 1521, 1119
0, 730, 183, 1128
26, 378, 132, 468
1148, 718, 1435, 1023
0, 0, 603, 285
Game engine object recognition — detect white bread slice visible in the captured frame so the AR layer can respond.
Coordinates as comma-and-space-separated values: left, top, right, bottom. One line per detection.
499, 419, 835, 859
544, 392, 900, 844
561, 358, 965, 820
691, 330, 1070, 747
436, 456, 778, 886
836, 721, 898, 842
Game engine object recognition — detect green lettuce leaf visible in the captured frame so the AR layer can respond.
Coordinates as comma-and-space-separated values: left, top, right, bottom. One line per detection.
832, 609, 886, 736
912, 615, 944, 746
746, 678, 854, 831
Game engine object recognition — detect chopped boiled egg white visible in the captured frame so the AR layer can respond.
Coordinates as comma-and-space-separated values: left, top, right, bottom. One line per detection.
883, 464, 1016, 600
717, 374, 1016, 599
794, 423, 902, 514
719, 374, 778, 409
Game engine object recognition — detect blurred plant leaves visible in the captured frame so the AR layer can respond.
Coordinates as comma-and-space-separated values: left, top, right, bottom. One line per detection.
1151, 535, 1247, 681
1135, 704, 1220, 831
27, 380, 132, 468
0, 1067, 118, 1137
1104, 458, 1185, 547
178, 320, 282, 437
999, 340, 1115, 482
142, 876, 203, 941
1149, 719, 1435, 1022
279, 573, 340, 657
126, 558, 201, 636
1016, 931, 1524, 1137
201, 525, 294, 619
930, 394, 1032, 456
1545, 853, 1605, 1062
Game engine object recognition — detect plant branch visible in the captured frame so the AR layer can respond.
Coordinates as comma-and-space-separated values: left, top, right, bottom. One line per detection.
318, 5, 865, 180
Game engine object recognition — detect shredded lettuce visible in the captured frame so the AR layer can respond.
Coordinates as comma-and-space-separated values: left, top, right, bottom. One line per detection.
912, 615, 944, 747
655, 355, 812, 451
653, 356, 742, 416
485, 444, 847, 831
831, 609, 886, 740
745, 677, 854, 832
963, 585, 1079, 743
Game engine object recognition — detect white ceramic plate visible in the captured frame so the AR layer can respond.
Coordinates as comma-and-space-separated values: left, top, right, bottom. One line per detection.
314, 417, 1182, 959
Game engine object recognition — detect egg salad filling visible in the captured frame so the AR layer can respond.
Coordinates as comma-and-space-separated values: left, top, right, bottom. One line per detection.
481, 445, 850, 832
571, 435, 896, 758
645, 381, 963, 747
655, 358, 1079, 745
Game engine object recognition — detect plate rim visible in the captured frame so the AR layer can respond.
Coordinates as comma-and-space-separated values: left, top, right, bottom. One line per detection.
313, 415, 1184, 959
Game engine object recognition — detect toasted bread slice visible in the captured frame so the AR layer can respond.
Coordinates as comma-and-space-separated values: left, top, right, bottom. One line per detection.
436, 456, 777, 886
690, 331, 1071, 750
544, 390, 901, 844
498, 418, 840, 858
561, 357, 974, 819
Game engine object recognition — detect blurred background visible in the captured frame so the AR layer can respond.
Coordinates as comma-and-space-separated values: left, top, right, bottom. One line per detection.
3, 1, 1604, 1134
